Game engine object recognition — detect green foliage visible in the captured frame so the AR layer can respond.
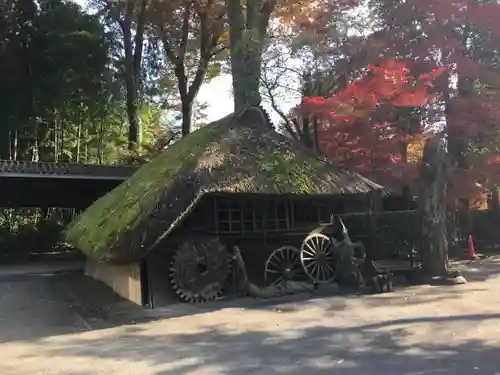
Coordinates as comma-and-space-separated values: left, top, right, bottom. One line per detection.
0, 0, 186, 165
0, 0, 208, 255
0, 208, 75, 257
1, 0, 111, 161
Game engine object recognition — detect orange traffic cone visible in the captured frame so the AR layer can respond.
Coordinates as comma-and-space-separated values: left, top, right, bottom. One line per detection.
468, 234, 478, 260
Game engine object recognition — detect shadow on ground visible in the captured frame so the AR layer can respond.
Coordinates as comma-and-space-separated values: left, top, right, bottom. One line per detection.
0, 270, 351, 344
1, 256, 500, 347
452, 256, 500, 282
19, 313, 500, 375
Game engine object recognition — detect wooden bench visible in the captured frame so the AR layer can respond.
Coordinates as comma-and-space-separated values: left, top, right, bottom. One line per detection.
363, 259, 421, 292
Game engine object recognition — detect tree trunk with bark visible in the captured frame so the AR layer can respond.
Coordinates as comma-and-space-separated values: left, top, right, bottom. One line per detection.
418, 136, 449, 277
181, 100, 193, 137
118, 0, 148, 151
227, 0, 274, 110
124, 33, 140, 150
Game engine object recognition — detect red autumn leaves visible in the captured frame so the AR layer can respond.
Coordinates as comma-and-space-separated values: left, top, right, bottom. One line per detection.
294, 0, 500, 201
300, 60, 447, 122
297, 60, 448, 187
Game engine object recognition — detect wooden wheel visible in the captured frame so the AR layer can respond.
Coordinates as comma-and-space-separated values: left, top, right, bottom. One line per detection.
264, 246, 307, 286
169, 237, 230, 303
300, 233, 337, 284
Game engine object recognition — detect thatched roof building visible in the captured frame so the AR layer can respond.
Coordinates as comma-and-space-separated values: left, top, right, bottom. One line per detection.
64, 106, 383, 264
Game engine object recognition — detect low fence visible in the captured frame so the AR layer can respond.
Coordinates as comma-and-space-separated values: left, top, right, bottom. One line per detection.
340, 210, 419, 260
339, 208, 500, 259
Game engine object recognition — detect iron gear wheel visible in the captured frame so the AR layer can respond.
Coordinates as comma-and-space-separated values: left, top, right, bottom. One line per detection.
169, 237, 230, 303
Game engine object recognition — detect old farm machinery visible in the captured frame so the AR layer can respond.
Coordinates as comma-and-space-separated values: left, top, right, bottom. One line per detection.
261, 215, 382, 292
168, 212, 393, 303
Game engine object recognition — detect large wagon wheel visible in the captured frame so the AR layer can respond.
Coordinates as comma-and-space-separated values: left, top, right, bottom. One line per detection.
300, 233, 337, 284
264, 246, 308, 286
169, 237, 230, 303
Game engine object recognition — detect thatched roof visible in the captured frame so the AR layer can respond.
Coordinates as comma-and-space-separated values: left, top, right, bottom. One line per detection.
64, 106, 383, 264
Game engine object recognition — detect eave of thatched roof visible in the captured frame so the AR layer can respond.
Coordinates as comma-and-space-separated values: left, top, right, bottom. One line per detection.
64, 106, 383, 264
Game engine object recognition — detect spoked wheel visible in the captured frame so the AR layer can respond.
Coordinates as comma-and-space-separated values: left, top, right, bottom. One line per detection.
300, 233, 337, 284
264, 246, 308, 286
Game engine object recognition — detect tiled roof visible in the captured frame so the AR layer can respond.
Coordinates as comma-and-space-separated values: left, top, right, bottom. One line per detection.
0, 160, 138, 179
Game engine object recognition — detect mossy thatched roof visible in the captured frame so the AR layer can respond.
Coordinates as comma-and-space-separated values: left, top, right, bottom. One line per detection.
64, 106, 383, 264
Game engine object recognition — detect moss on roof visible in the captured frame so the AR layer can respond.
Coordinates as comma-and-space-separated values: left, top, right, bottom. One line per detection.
64, 106, 382, 264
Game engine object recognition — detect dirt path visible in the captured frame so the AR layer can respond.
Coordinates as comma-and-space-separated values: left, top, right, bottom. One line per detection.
0, 273, 89, 343
1, 258, 500, 375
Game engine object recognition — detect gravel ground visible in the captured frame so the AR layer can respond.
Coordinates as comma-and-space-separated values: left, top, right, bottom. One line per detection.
1, 258, 500, 375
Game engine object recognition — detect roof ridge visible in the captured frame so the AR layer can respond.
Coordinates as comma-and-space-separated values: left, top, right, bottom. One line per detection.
235, 105, 274, 130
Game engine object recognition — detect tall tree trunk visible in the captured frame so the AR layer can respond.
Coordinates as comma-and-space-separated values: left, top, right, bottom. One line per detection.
123, 26, 140, 151
227, 0, 274, 110
13, 129, 18, 161
59, 116, 65, 162
181, 100, 193, 137
8, 126, 13, 160
119, 0, 147, 151
97, 117, 104, 164
76, 122, 81, 163
175, 60, 209, 136
418, 136, 449, 277
54, 111, 58, 162
84, 128, 88, 163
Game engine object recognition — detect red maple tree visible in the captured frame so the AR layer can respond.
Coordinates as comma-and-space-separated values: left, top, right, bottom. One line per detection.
297, 60, 448, 190
296, 0, 500, 205
365, 0, 500, 204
